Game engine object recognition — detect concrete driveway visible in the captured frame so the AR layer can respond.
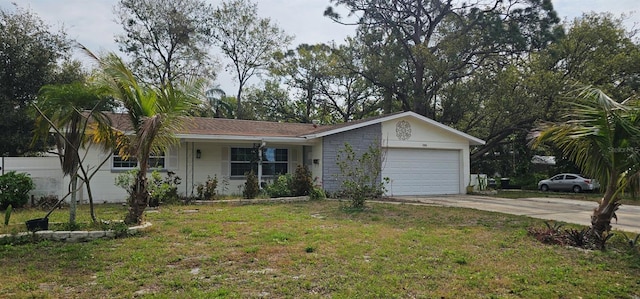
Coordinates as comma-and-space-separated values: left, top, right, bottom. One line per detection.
392, 195, 640, 233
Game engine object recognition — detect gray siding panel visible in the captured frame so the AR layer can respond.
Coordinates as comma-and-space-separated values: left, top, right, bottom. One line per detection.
322, 124, 382, 194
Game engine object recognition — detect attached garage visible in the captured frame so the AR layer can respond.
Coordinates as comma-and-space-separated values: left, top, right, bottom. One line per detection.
383, 148, 461, 196
307, 111, 485, 196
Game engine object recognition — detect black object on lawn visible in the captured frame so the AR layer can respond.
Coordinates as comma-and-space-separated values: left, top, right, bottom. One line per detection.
25, 217, 49, 231
25, 192, 72, 232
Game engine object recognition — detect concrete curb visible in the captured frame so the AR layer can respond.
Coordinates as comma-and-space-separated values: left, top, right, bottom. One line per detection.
0, 221, 153, 243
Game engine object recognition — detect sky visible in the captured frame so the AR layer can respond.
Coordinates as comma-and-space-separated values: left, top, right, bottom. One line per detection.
1, 0, 639, 93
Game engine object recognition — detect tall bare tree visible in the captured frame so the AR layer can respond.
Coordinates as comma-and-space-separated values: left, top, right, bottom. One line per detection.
212, 0, 292, 119
115, 0, 217, 87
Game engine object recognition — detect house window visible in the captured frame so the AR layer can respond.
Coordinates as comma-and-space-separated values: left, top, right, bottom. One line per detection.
112, 152, 166, 170
230, 147, 288, 177
148, 152, 166, 169
112, 154, 138, 169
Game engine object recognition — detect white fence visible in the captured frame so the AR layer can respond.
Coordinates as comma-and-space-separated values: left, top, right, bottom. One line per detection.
1, 157, 67, 202
469, 174, 489, 191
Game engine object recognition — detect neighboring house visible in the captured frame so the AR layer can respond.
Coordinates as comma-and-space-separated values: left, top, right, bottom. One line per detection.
23, 111, 484, 203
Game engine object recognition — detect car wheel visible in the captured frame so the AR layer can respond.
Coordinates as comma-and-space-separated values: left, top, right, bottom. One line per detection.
572, 185, 582, 193
540, 184, 549, 192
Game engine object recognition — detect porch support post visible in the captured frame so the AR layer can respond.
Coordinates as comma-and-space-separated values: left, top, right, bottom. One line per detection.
258, 140, 265, 189
258, 144, 263, 189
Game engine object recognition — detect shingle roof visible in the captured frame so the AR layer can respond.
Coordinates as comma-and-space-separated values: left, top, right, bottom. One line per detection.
103, 113, 134, 132
103, 113, 332, 137
100, 111, 485, 145
181, 117, 329, 137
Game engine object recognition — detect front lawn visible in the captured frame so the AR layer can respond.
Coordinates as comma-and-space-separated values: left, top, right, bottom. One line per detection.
1, 201, 639, 298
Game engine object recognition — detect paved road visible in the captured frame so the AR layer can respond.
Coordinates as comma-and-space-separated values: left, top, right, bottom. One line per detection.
391, 195, 640, 233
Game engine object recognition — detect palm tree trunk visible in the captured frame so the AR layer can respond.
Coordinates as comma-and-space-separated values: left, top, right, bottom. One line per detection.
591, 176, 621, 234
125, 168, 149, 225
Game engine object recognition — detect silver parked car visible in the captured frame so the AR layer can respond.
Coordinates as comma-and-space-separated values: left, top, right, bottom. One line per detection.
538, 173, 600, 193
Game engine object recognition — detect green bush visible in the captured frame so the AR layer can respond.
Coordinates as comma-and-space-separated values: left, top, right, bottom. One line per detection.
149, 170, 181, 206
292, 165, 313, 196
511, 173, 549, 190
116, 169, 181, 206
309, 187, 326, 200
114, 169, 138, 203
196, 175, 219, 200
243, 170, 260, 199
336, 142, 387, 209
0, 171, 34, 210
266, 174, 293, 198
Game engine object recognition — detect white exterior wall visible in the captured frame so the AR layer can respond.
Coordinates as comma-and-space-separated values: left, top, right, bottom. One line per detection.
178, 141, 306, 197
381, 116, 472, 193
0, 147, 128, 204
2, 141, 311, 204
2, 156, 66, 201
77, 147, 129, 203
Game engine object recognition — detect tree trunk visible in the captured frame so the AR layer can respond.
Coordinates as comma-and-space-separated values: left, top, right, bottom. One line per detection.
383, 90, 393, 114
412, 61, 427, 116
125, 171, 149, 225
85, 177, 97, 223
236, 87, 243, 120
591, 175, 620, 234
69, 171, 78, 225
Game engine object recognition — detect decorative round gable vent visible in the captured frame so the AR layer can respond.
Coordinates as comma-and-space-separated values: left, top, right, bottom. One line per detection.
395, 120, 412, 140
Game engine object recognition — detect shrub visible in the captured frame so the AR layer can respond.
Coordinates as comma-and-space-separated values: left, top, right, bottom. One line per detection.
116, 169, 181, 206
219, 176, 230, 195
527, 221, 617, 250
0, 171, 35, 209
149, 170, 181, 206
196, 175, 219, 200
114, 169, 138, 203
266, 174, 293, 198
511, 173, 549, 190
309, 187, 326, 200
336, 142, 387, 209
292, 165, 313, 196
243, 170, 260, 199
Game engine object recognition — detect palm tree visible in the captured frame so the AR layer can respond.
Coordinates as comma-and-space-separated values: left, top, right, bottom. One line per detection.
33, 82, 112, 224
90, 51, 199, 224
531, 87, 640, 234
205, 86, 233, 118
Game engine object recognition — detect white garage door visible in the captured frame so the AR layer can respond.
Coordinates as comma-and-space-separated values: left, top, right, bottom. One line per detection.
383, 148, 461, 196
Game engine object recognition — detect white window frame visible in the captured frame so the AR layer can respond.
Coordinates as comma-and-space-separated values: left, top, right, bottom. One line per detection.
229, 147, 288, 178
111, 152, 166, 171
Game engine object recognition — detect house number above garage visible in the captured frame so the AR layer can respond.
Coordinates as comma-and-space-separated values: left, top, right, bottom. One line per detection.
395, 120, 412, 140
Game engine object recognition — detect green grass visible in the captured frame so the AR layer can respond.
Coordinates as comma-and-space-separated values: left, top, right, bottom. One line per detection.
1, 201, 639, 298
